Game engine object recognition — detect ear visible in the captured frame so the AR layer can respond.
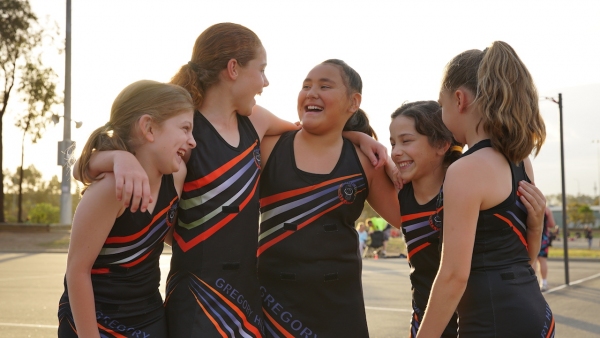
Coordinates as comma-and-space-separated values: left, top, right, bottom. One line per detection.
225, 58, 239, 80
349, 92, 362, 114
437, 140, 451, 156
455, 88, 473, 114
138, 115, 155, 142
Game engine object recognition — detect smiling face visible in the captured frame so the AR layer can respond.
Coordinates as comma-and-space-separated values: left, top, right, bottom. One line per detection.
390, 115, 446, 183
297, 64, 357, 134
152, 109, 196, 174
232, 46, 269, 116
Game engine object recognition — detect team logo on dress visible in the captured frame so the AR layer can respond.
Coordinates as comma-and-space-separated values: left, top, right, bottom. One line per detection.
338, 182, 358, 204
166, 202, 178, 227
253, 148, 262, 169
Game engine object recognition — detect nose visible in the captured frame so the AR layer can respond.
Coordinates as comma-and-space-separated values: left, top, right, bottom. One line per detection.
306, 86, 318, 99
391, 144, 403, 158
188, 134, 197, 149
263, 74, 269, 88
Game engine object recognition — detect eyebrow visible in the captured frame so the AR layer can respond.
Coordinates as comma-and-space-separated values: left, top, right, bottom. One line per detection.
303, 78, 336, 84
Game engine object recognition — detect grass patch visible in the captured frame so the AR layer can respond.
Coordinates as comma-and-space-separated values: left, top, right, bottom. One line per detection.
548, 247, 600, 259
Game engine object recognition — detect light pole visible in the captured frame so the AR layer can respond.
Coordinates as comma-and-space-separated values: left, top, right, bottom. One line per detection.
593, 139, 600, 206
543, 93, 569, 285
58, 0, 72, 225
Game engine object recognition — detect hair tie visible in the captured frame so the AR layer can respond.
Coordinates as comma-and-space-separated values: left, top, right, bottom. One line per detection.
187, 61, 200, 72
450, 145, 463, 153
104, 122, 112, 130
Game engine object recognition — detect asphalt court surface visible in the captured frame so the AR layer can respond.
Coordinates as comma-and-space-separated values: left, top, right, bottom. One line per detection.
0, 252, 598, 337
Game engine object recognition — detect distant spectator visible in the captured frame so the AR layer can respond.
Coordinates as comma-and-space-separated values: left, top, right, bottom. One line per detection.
584, 226, 593, 249
369, 216, 391, 256
535, 206, 555, 292
356, 222, 368, 257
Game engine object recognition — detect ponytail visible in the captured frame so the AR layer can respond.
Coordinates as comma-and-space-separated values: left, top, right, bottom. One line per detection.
441, 41, 545, 163
343, 108, 377, 139
477, 41, 545, 163
77, 125, 130, 187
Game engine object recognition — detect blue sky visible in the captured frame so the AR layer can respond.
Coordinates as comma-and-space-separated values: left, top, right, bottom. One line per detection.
3, 0, 600, 199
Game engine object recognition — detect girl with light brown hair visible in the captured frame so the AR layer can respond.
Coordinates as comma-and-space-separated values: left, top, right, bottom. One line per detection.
58, 80, 196, 337
416, 41, 554, 337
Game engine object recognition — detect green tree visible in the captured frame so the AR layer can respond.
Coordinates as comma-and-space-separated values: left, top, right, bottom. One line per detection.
28, 202, 59, 224
16, 62, 61, 222
0, 0, 61, 222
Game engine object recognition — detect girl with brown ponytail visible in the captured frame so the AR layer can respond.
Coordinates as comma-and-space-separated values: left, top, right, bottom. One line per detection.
416, 42, 553, 337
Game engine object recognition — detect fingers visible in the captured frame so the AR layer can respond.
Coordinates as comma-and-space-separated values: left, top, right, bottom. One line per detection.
518, 181, 545, 212
115, 175, 124, 201
122, 178, 134, 210
373, 145, 388, 169
139, 177, 152, 213
367, 151, 380, 168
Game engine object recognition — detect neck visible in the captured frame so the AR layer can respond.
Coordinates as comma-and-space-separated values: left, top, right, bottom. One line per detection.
295, 127, 344, 150
199, 84, 238, 128
411, 163, 446, 205
134, 150, 163, 193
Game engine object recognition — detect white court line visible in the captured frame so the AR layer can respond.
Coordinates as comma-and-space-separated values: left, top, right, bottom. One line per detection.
362, 269, 403, 275
0, 273, 64, 282
0, 322, 57, 329
545, 271, 600, 294
365, 306, 412, 313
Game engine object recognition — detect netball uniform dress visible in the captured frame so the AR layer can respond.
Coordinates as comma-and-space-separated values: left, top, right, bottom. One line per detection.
455, 140, 555, 337
258, 131, 369, 338
165, 112, 264, 338
57, 174, 178, 338
399, 182, 458, 338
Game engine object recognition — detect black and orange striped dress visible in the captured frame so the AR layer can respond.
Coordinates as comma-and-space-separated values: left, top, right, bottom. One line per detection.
257, 131, 369, 338
165, 112, 264, 338
57, 174, 179, 338
399, 182, 458, 338
456, 139, 555, 337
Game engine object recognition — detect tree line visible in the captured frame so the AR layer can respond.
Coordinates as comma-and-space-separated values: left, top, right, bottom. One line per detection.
3, 165, 80, 223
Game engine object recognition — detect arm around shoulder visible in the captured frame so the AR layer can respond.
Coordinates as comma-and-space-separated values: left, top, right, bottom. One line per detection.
358, 146, 401, 228
249, 105, 299, 140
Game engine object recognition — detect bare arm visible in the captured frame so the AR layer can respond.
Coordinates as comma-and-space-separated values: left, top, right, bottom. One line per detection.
74, 150, 150, 213
357, 146, 401, 228
342, 131, 388, 169
248, 105, 299, 141
66, 174, 123, 338
417, 160, 481, 337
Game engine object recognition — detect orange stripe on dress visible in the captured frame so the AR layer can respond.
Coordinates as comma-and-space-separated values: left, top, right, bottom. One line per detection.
262, 308, 295, 338
120, 249, 153, 268
546, 316, 555, 338
184, 141, 258, 192
257, 202, 344, 256
191, 288, 228, 338
401, 211, 435, 223
259, 174, 362, 208
105, 196, 178, 244
91, 268, 109, 274
494, 213, 528, 249
408, 242, 431, 259
97, 323, 127, 338
175, 178, 259, 252
195, 276, 263, 337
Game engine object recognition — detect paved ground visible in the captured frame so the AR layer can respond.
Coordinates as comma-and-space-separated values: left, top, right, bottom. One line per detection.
0, 231, 599, 337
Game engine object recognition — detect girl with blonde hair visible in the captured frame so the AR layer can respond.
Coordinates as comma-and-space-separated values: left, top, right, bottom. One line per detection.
416, 41, 554, 337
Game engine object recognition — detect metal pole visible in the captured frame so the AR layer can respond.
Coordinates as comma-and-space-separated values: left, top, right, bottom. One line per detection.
558, 93, 569, 285
59, 0, 72, 225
